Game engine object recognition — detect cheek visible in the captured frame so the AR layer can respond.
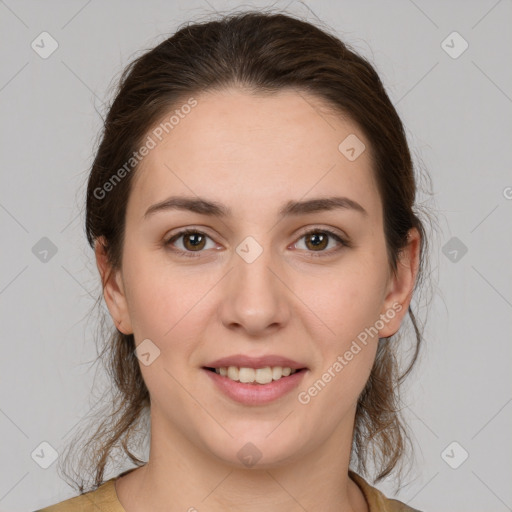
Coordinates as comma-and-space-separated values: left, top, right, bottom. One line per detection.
122, 247, 218, 346
304, 258, 386, 392
121, 247, 183, 336
319, 283, 380, 376
301, 274, 381, 415
314, 263, 386, 341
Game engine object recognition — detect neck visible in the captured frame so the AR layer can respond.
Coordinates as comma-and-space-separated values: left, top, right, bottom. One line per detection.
115, 407, 368, 512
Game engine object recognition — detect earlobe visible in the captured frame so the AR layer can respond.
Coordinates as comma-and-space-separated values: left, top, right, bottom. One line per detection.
94, 237, 133, 335
378, 228, 421, 338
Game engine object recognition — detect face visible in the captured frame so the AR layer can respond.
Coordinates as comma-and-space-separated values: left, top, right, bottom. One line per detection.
97, 87, 419, 469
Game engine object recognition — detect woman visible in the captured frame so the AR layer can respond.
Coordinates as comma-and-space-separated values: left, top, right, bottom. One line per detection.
37, 9, 431, 512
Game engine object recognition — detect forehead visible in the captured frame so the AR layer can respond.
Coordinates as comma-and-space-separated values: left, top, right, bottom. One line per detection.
128, 87, 381, 222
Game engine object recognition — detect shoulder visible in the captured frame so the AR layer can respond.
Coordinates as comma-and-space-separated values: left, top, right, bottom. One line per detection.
34, 478, 123, 512
349, 471, 423, 512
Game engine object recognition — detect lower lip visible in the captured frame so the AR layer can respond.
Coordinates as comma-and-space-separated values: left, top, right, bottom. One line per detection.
202, 368, 307, 405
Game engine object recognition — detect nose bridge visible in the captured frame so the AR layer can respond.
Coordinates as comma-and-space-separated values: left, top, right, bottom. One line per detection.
234, 234, 280, 302
220, 234, 290, 333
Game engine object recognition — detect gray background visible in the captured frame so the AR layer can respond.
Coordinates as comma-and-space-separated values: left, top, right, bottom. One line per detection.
1, 0, 511, 510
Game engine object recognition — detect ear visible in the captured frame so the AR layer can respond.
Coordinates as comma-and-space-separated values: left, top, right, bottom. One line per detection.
378, 227, 421, 338
94, 236, 133, 335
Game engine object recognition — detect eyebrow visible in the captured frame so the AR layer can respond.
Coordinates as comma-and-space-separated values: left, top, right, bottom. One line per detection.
143, 195, 368, 220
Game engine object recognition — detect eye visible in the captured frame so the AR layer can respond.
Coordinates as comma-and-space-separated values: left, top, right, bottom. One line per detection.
293, 228, 348, 257
164, 229, 217, 258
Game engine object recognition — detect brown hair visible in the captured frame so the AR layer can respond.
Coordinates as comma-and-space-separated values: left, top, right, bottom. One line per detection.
61, 8, 435, 495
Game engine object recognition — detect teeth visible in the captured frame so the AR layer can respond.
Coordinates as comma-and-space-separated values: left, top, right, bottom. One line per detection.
214, 366, 298, 384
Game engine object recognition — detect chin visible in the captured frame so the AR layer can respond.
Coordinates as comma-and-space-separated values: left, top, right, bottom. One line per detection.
203, 431, 304, 470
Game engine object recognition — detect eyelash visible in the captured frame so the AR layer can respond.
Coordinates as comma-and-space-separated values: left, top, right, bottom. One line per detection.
164, 227, 350, 259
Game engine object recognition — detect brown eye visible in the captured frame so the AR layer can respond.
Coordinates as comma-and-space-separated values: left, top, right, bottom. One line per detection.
304, 232, 329, 251
165, 229, 215, 257
182, 232, 206, 251
294, 228, 348, 257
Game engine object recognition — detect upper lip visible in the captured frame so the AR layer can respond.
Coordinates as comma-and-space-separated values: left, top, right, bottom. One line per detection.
204, 354, 308, 370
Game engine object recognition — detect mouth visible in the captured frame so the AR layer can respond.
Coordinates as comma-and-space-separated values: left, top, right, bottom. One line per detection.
202, 366, 307, 384
202, 365, 308, 405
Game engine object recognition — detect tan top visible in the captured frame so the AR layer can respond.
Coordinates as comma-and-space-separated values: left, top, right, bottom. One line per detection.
35, 469, 421, 511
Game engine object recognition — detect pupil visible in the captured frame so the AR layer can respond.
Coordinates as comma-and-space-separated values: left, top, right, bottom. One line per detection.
309, 233, 326, 249
186, 233, 204, 249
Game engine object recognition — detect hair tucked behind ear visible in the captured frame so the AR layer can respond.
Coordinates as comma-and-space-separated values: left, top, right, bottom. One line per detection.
59, 7, 437, 494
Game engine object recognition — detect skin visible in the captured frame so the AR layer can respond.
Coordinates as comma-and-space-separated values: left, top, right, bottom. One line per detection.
96, 87, 420, 512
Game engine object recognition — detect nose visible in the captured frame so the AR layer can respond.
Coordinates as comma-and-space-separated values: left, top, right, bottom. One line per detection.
218, 242, 291, 336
